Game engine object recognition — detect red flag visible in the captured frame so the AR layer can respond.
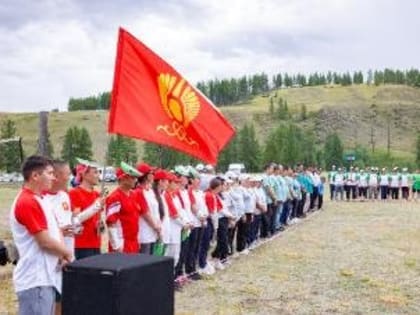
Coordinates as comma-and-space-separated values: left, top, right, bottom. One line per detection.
108, 28, 235, 164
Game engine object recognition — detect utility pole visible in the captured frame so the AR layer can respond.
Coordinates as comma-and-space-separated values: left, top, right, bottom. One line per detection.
37, 111, 49, 156
369, 126, 375, 153
387, 114, 391, 156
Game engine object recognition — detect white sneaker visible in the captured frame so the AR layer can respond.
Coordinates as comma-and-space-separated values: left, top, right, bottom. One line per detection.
214, 260, 225, 270
291, 218, 301, 224
240, 249, 250, 255
200, 264, 214, 275
206, 262, 216, 274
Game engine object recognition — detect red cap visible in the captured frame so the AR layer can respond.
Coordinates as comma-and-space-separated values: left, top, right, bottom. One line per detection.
168, 173, 181, 183
154, 169, 171, 181
75, 164, 88, 182
136, 162, 156, 174
115, 168, 130, 180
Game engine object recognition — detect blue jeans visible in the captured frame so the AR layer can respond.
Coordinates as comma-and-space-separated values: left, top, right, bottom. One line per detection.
274, 203, 283, 229
17, 286, 55, 315
280, 201, 290, 225
198, 218, 213, 269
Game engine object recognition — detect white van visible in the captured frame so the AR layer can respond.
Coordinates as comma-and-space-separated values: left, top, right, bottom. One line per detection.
228, 163, 246, 175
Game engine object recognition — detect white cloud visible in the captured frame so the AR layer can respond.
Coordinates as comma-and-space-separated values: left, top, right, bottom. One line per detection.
0, 0, 419, 112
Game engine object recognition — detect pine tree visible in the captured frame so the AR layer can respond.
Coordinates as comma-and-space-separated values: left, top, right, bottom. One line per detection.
217, 135, 240, 172
143, 143, 196, 169
106, 135, 137, 166
263, 131, 280, 164
0, 119, 22, 172
324, 133, 344, 169
238, 123, 260, 172
416, 133, 420, 168
61, 126, 94, 168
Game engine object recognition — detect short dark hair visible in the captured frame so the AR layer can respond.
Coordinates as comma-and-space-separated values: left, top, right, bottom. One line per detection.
263, 162, 275, 171
209, 178, 222, 190
22, 155, 53, 181
52, 159, 68, 170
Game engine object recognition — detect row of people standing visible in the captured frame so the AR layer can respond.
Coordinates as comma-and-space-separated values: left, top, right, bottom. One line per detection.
9, 156, 326, 314
328, 166, 420, 201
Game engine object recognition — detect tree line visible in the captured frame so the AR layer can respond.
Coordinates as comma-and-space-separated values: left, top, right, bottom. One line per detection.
1, 118, 419, 173
67, 68, 420, 111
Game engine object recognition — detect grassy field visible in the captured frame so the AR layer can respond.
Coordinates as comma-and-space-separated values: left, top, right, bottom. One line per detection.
0, 84, 419, 162
1, 185, 419, 314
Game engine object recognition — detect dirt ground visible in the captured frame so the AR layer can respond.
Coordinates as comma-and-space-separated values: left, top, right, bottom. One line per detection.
0, 188, 419, 314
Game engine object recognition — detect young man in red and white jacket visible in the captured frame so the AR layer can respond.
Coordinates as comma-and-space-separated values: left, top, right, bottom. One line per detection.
10, 156, 72, 315
105, 164, 143, 253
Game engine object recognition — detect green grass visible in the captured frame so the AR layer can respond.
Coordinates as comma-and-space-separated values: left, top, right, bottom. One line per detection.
0, 84, 419, 162
175, 200, 420, 315
0, 185, 19, 239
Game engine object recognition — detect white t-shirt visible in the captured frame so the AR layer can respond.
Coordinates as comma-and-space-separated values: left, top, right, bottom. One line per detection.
347, 172, 357, 186
312, 173, 321, 187
138, 188, 159, 244
190, 189, 208, 227
401, 174, 409, 187
168, 194, 184, 244
253, 187, 267, 215
334, 173, 345, 186
160, 193, 171, 244
199, 174, 215, 191
230, 185, 245, 218
243, 187, 256, 214
10, 190, 62, 293
390, 174, 400, 188
359, 174, 368, 187
379, 174, 390, 186
368, 173, 378, 186
178, 189, 194, 225
44, 191, 74, 255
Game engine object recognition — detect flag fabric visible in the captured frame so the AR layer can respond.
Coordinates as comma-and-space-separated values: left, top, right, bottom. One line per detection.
108, 27, 235, 164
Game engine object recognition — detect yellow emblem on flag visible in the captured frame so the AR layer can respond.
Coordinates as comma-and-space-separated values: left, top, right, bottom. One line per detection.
156, 73, 199, 147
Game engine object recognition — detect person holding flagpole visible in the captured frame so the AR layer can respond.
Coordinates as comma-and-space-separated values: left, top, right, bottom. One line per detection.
69, 159, 106, 260
105, 162, 143, 253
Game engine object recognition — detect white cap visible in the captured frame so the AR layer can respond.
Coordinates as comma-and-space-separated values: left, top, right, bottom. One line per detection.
225, 178, 234, 184
196, 163, 204, 171
205, 164, 214, 171
225, 171, 238, 179
250, 175, 262, 182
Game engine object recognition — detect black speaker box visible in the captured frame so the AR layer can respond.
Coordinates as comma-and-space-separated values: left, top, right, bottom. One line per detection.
62, 253, 174, 315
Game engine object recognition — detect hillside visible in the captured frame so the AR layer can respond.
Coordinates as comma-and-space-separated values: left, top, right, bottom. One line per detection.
0, 84, 419, 163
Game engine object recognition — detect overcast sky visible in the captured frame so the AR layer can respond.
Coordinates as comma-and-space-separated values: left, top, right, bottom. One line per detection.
0, 0, 419, 112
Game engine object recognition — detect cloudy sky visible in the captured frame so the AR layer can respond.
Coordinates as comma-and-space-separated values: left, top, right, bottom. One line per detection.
0, 0, 419, 112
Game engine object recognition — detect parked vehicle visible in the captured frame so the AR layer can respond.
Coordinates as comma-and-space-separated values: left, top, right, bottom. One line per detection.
99, 167, 117, 182
227, 163, 246, 175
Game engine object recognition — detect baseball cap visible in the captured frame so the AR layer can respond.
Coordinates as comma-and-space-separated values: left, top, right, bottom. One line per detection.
174, 165, 189, 177
136, 162, 156, 174
154, 169, 172, 181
